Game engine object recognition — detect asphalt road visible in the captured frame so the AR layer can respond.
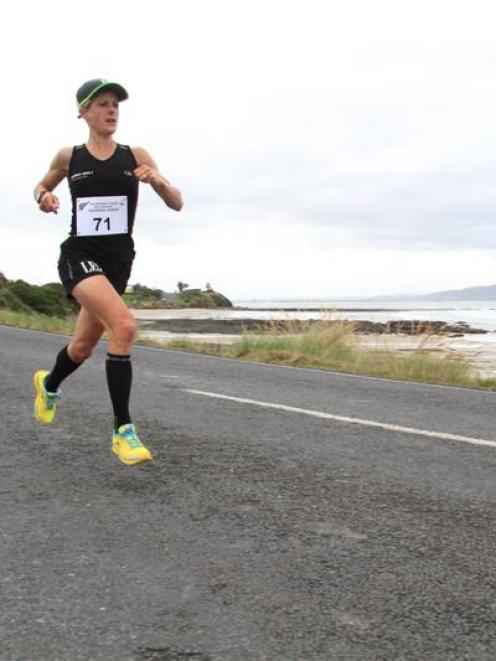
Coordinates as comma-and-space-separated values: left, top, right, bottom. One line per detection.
2, 324, 496, 660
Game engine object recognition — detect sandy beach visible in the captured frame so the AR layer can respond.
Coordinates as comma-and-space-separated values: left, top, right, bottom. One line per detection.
357, 334, 496, 379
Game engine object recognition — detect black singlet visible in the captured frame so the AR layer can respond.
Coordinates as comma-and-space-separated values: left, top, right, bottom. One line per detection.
60, 144, 139, 263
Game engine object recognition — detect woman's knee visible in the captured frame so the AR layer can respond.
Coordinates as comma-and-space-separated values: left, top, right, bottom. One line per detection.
110, 314, 137, 348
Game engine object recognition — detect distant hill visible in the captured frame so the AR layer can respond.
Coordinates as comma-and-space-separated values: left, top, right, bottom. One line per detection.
417, 284, 496, 301
370, 284, 496, 302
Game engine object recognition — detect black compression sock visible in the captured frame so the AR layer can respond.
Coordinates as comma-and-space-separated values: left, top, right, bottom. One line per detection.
45, 346, 83, 392
106, 353, 132, 430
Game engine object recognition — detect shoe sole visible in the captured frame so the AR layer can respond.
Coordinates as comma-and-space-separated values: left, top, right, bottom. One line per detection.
111, 444, 153, 466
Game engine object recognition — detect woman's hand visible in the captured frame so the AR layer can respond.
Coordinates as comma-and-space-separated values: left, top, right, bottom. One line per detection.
39, 191, 60, 214
133, 164, 161, 186
132, 147, 183, 211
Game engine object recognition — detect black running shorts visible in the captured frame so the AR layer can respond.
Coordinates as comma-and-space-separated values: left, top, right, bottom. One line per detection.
58, 253, 132, 299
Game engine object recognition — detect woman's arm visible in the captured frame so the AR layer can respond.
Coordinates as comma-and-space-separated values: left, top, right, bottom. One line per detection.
34, 147, 72, 214
132, 147, 183, 211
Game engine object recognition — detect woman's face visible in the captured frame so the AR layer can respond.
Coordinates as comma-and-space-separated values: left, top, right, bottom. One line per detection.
80, 91, 120, 135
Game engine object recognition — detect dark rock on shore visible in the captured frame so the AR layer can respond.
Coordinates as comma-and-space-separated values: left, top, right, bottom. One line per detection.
139, 319, 274, 334
355, 320, 487, 335
138, 318, 487, 336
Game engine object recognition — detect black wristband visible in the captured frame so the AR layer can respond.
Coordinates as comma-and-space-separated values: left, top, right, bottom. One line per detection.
36, 190, 48, 204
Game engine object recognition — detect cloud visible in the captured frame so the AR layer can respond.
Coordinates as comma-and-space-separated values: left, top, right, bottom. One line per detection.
2, 0, 496, 297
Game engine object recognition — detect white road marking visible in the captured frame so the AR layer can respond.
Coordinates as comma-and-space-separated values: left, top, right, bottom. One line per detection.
183, 388, 496, 449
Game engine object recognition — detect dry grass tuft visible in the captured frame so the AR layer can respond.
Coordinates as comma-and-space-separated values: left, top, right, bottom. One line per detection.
144, 319, 496, 391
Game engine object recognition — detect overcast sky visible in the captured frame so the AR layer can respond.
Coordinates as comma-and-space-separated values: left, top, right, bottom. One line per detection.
2, 0, 496, 299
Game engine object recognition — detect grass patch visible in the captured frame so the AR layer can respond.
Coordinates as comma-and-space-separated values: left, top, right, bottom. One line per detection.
140, 319, 496, 391
0, 308, 76, 335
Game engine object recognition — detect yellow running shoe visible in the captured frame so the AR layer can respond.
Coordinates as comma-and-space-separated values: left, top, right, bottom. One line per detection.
33, 370, 62, 425
112, 424, 153, 466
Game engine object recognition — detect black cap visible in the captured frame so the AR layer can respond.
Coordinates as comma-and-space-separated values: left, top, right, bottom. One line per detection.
76, 79, 128, 109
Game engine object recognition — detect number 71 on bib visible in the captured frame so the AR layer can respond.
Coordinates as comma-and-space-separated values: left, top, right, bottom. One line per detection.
76, 196, 128, 236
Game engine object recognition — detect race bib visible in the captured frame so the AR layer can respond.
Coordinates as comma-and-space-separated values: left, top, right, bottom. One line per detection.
76, 196, 128, 236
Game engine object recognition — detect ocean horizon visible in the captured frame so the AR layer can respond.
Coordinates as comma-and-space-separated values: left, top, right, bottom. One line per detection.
232, 298, 496, 332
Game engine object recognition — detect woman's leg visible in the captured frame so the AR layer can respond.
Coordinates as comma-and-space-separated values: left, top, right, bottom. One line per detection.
68, 307, 106, 362
72, 275, 136, 354
72, 275, 136, 426
73, 275, 136, 429
45, 307, 105, 392
34, 300, 106, 425
70, 275, 151, 464
35, 273, 150, 463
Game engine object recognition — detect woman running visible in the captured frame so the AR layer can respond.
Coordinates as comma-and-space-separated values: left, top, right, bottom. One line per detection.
33, 78, 183, 465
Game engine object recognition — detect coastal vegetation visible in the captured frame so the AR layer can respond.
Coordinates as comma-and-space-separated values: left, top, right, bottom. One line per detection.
235, 321, 488, 388
124, 281, 233, 309
0, 272, 232, 316
1, 271, 495, 391
0, 271, 232, 335
0, 272, 78, 318
154, 320, 496, 392
0, 307, 75, 334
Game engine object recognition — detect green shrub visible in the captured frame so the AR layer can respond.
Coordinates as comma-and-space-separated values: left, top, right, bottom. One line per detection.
9, 280, 68, 317
175, 289, 232, 308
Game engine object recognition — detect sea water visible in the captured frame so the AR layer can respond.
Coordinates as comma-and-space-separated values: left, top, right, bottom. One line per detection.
233, 299, 496, 333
